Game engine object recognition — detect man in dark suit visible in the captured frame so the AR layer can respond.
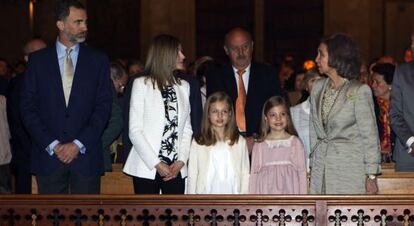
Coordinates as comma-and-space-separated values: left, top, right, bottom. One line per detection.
390, 31, 414, 172
7, 38, 46, 194
206, 27, 282, 151
21, 0, 112, 194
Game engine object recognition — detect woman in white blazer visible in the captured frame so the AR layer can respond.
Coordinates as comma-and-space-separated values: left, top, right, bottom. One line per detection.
123, 34, 192, 194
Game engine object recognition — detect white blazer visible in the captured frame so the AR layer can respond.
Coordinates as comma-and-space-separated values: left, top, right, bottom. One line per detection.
0, 96, 11, 165
187, 137, 250, 194
123, 77, 193, 179
290, 99, 311, 172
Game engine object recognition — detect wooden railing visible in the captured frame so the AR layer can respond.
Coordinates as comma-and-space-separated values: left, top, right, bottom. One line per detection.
2, 195, 414, 225
30, 163, 414, 194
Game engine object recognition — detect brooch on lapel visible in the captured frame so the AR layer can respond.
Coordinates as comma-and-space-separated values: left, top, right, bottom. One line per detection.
346, 92, 356, 100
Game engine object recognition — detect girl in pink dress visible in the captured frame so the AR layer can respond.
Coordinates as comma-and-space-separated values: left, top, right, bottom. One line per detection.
249, 96, 307, 194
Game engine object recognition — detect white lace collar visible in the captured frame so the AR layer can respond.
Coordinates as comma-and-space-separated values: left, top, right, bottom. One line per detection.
264, 136, 293, 148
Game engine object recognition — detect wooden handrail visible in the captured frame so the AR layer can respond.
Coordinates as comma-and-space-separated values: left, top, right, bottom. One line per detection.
2, 195, 414, 225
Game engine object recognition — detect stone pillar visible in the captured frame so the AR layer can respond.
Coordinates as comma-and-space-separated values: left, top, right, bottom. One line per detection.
33, 0, 58, 44
324, 0, 383, 62
140, 0, 196, 62
254, 0, 265, 62
0, 1, 30, 61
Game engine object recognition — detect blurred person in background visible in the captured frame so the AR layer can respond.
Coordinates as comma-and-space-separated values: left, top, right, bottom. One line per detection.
7, 38, 46, 193
389, 31, 414, 172
371, 63, 395, 163
290, 69, 321, 172
127, 59, 144, 76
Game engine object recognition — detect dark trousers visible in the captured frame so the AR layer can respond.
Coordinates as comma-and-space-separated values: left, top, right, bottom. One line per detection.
36, 165, 100, 194
0, 164, 12, 193
13, 169, 32, 194
133, 172, 184, 194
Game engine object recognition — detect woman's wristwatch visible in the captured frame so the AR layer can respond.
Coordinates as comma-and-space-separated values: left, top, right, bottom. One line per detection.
367, 174, 377, 180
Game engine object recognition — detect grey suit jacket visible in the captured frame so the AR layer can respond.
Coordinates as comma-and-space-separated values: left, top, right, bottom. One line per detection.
390, 62, 414, 171
309, 78, 380, 194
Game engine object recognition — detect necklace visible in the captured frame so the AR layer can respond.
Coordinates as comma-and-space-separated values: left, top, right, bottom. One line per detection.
322, 79, 349, 127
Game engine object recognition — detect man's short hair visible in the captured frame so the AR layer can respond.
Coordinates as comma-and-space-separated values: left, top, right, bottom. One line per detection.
23, 38, 46, 55
224, 27, 253, 47
55, 0, 85, 21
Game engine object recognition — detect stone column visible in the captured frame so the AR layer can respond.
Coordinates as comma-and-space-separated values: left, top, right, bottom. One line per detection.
140, 0, 196, 62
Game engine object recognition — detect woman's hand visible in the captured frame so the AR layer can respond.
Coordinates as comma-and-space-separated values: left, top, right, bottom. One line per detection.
410, 143, 414, 157
155, 162, 172, 178
365, 177, 378, 194
164, 161, 184, 181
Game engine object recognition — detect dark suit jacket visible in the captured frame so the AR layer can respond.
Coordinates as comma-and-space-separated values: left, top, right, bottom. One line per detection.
101, 85, 123, 172
0, 76, 8, 96
21, 44, 112, 176
175, 71, 203, 137
390, 61, 414, 171
7, 74, 31, 172
206, 62, 283, 136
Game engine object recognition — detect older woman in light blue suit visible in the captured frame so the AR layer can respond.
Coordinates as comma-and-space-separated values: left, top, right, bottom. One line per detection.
309, 33, 381, 194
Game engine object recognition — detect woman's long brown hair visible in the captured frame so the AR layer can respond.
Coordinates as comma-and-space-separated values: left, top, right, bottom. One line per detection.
144, 34, 181, 89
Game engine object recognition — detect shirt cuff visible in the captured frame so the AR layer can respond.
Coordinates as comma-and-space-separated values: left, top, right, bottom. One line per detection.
407, 136, 414, 153
46, 140, 59, 156
73, 139, 86, 154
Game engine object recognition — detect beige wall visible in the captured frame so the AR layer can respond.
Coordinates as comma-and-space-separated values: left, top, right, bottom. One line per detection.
34, 0, 58, 45
324, 0, 384, 63
0, 1, 31, 61
254, 0, 265, 62
2, 1, 414, 64
385, 1, 414, 62
324, 0, 414, 63
140, 0, 196, 61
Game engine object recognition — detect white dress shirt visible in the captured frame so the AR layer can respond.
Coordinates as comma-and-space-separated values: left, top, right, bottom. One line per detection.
232, 64, 251, 93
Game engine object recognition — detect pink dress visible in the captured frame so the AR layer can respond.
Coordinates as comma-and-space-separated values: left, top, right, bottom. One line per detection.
249, 136, 307, 194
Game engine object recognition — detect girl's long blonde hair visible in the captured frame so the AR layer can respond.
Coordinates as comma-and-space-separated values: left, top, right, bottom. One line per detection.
258, 96, 297, 142
195, 92, 239, 146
